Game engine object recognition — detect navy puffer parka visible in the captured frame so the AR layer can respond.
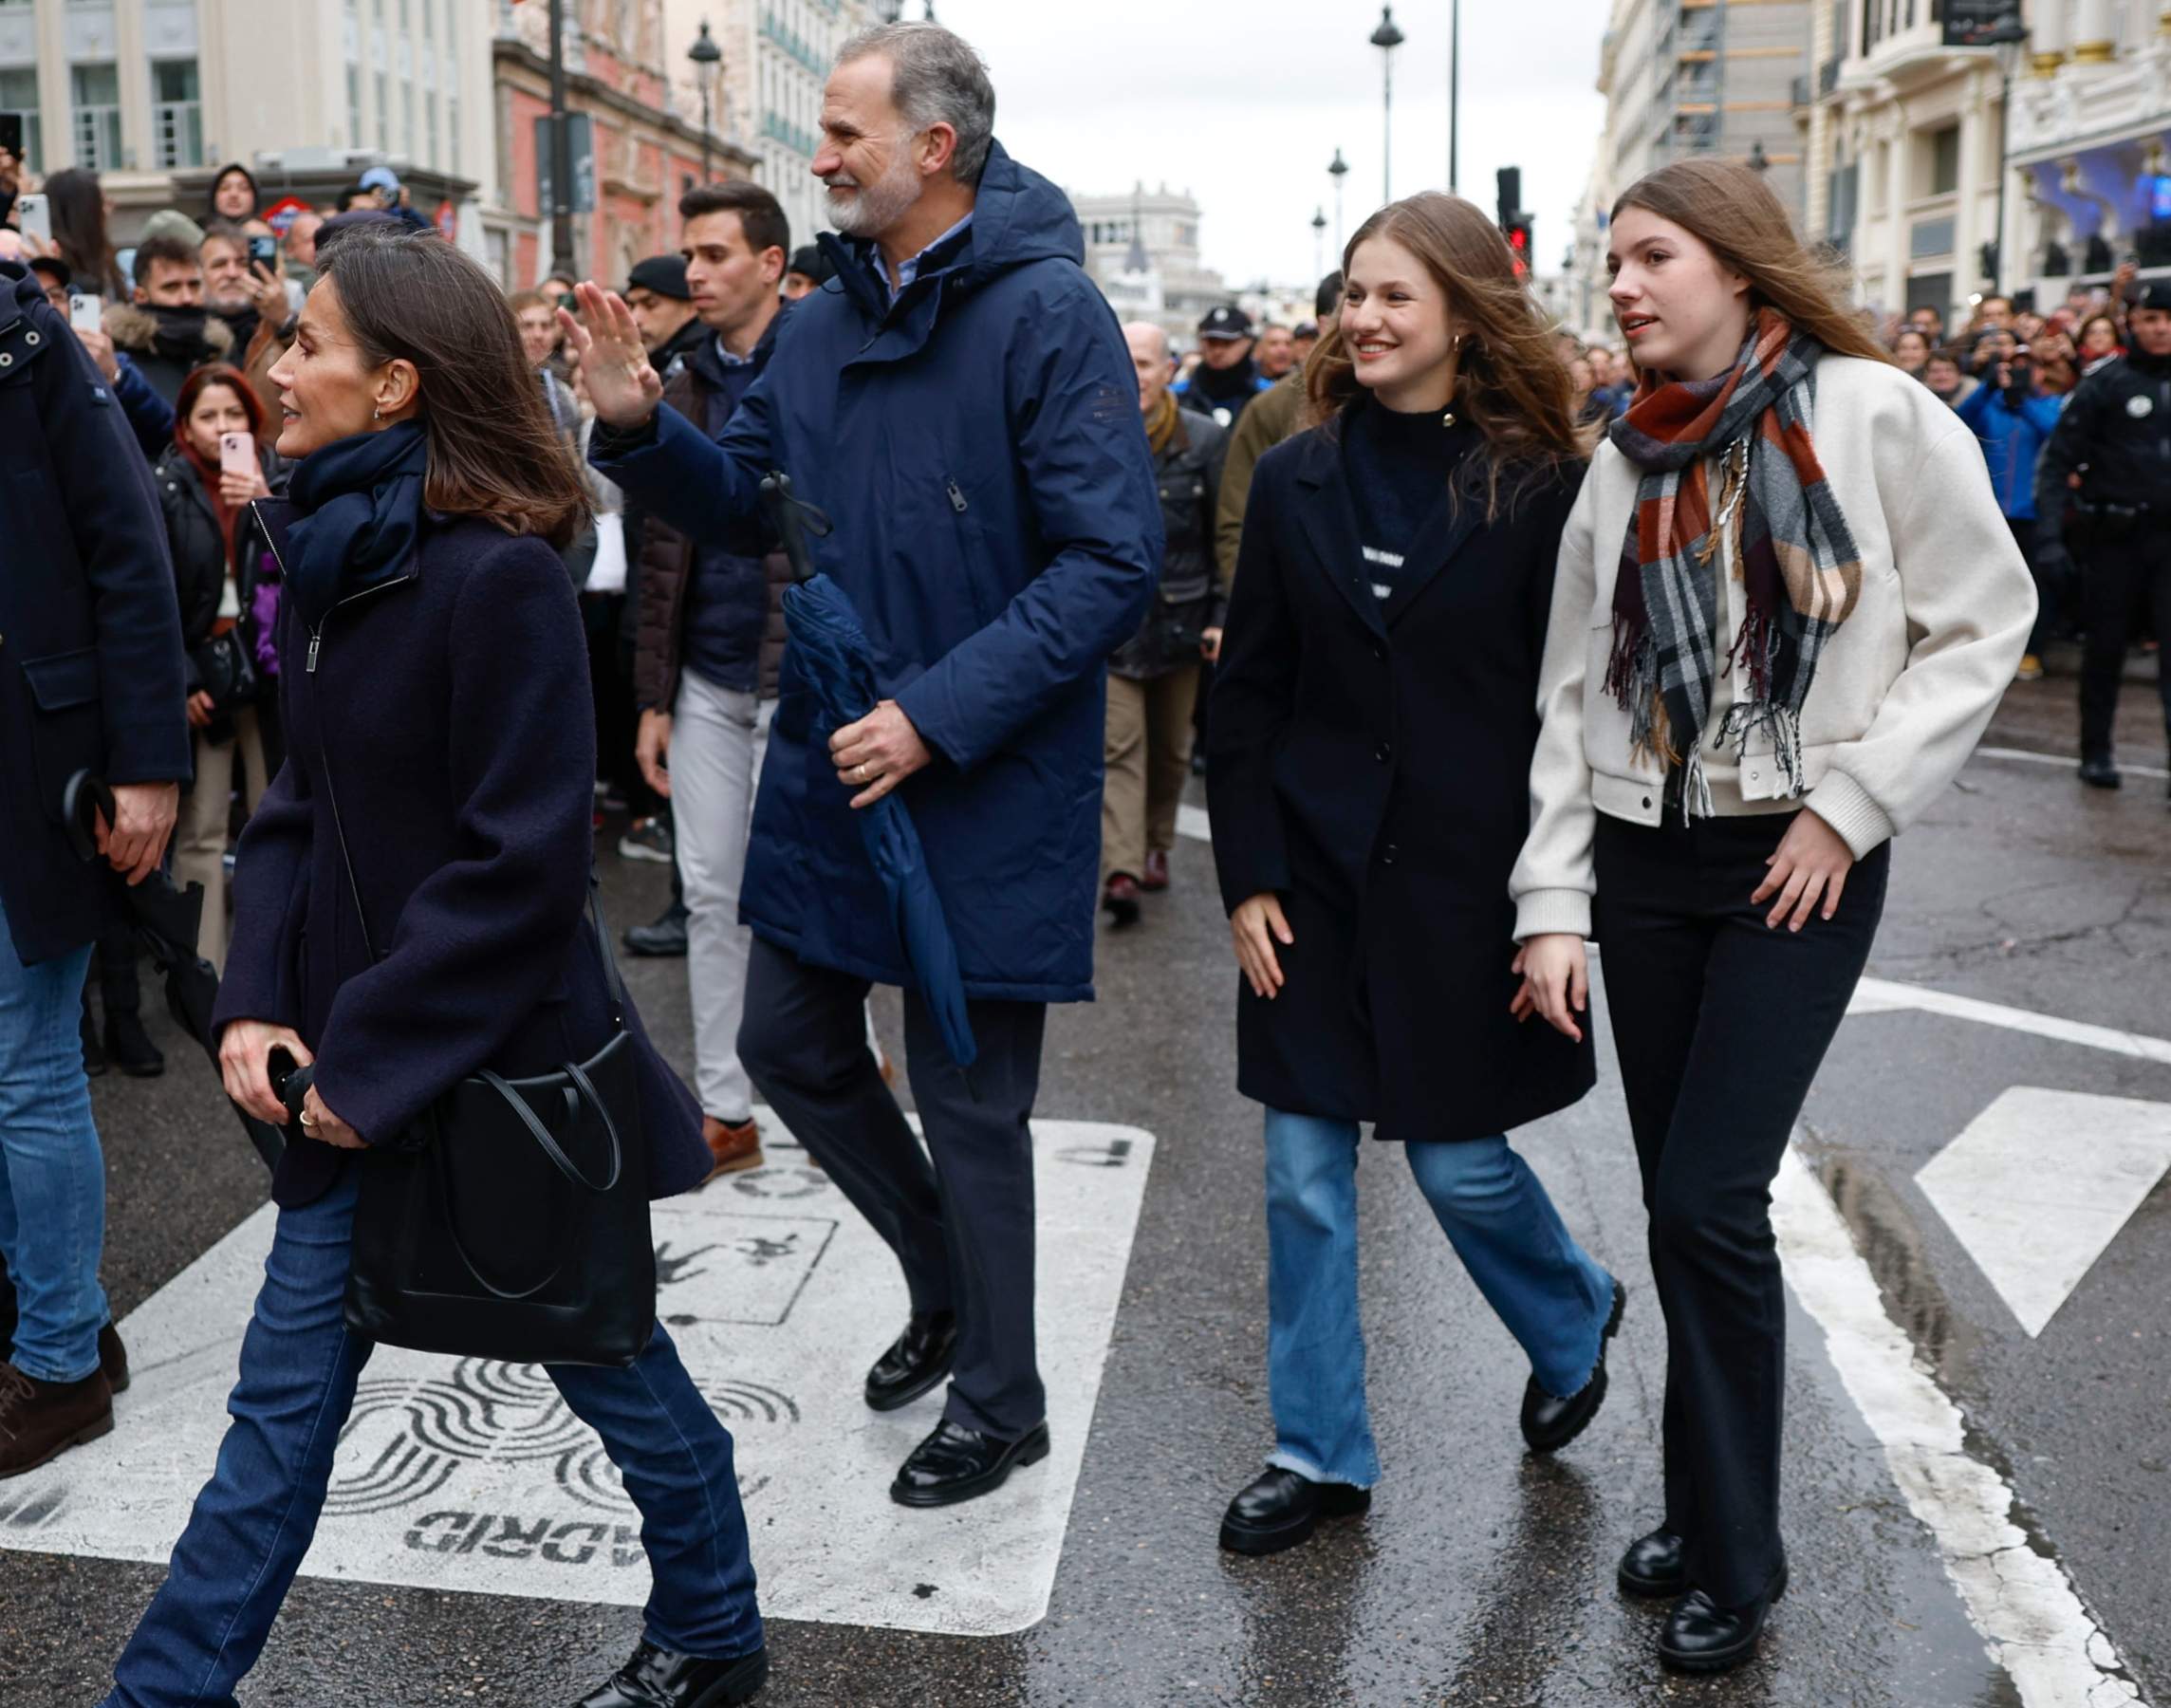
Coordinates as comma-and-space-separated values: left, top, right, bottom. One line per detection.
594, 142, 1161, 1001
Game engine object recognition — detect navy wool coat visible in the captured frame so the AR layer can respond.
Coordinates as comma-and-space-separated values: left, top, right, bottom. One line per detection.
0, 262, 191, 967
212, 507, 710, 1210
1206, 423, 1597, 1142
594, 141, 1162, 1002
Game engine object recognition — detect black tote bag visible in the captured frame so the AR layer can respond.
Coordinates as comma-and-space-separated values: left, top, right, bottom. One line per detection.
308, 743, 656, 1368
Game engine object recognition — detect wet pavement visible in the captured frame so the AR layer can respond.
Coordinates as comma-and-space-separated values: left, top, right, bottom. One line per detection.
1, 673, 2165, 1707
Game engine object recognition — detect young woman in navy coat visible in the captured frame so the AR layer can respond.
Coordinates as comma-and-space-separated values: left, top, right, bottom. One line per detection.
99, 226, 771, 1708
1206, 194, 1621, 1557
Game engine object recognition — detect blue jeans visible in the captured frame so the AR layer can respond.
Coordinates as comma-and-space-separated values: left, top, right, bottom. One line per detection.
104, 1172, 763, 1708
0, 910, 108, 1385
1263, 1108, 1615, 1490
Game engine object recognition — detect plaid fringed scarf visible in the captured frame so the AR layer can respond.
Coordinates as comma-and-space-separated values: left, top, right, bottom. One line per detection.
1605, 307, 1864, 819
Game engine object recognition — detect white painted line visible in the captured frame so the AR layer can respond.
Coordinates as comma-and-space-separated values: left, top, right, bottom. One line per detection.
0, 1116, 1156, 1638
1917, 1088, 2171, 1338
1976, 746, 2171, 782
1177, 802, 1212, 844
1850, 977, 2171, 1070
1773, 1148, 2142, 1707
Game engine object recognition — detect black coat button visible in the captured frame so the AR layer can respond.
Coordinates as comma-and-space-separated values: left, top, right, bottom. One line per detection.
1375, 742, 1391, 763
1382, 843, 1399, 865
1371, 642, 1387, 661
1642, 795, 1653, 809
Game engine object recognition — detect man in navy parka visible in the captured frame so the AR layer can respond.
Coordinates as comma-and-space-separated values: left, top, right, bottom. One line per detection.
582, 21, 1160, 1508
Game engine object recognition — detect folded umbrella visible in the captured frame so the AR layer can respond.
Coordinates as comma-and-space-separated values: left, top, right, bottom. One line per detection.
759, 473, 978, 1070
65, 771, 285, 1172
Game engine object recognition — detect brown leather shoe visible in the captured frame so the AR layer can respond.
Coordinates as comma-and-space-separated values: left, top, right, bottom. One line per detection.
1141, 849, 1171, 892
699, 1116, 764, 1184
0, 1361, 114, 1478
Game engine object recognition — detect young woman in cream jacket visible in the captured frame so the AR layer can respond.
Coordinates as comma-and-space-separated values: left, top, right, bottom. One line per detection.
1509, 158, 2034, 1676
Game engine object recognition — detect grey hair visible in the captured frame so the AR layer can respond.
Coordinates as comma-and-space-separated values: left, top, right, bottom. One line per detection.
836, 22, 996, 185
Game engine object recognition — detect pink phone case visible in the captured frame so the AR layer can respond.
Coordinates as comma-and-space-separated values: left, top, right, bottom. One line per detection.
220, 432, 255, 477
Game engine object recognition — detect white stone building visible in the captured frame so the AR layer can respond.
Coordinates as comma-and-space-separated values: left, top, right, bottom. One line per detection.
0, 0, 493, 236
1069, 183, 1233, 350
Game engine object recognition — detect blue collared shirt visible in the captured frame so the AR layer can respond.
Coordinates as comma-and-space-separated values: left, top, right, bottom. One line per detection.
882, 213, 974, 300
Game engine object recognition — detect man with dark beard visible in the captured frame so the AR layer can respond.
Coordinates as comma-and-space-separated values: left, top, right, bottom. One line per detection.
102, 233, 231, 404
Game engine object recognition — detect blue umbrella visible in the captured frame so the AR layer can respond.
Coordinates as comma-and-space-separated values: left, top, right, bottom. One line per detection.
760, 473, 978, 1070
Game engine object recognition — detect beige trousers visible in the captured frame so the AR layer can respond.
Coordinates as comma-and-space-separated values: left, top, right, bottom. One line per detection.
176, 705, 268, 975
1102, 668, 1200, 888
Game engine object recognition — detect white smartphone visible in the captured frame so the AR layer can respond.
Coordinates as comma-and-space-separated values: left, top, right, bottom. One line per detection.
68, 292, 102, 334
15, 192, 49, 246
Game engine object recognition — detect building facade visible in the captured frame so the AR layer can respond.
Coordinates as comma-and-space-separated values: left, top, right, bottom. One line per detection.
1569, 0, 1810, 334
0, 0, 492, 237
491, 0, 754, 290
656, 0, 875, 260
1070, 183, 1232, 349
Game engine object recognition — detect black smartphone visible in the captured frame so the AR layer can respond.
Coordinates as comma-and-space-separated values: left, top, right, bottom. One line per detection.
248, 233, 277, 269
0, 113, 23, 160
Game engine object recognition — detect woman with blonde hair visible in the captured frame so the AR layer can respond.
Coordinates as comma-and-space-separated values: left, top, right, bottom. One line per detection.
1512, 158, 2033, 1673
1207, 193, 1621, 1558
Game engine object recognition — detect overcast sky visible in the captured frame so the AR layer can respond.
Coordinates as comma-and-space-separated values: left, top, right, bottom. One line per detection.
922, 0, 1612, 289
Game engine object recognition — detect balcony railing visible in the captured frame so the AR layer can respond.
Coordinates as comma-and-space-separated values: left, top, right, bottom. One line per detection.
72, 102, 121, 172
154, 97, 201, 169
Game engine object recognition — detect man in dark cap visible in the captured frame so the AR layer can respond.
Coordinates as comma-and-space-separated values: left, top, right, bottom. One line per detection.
624, 253, 704, 368
782, 243, 833, 300
2034, 278, 2171, 799
1174, 303, 1275, 429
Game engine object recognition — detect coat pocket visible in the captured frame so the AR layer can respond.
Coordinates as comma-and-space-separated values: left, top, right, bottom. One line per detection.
20, 647, 104, 825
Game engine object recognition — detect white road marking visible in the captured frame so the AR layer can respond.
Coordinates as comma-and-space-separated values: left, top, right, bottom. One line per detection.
1849, 977, 2171, 1069
0, 1117, 1155, 1638
1773, 1148, 2142, 1706
1177, 802, 1212, 844
1976, 746, 2171, 782
1917, 1087, 2171, 1337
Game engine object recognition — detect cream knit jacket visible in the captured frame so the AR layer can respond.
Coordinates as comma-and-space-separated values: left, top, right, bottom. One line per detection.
1511, 354, 2037, 944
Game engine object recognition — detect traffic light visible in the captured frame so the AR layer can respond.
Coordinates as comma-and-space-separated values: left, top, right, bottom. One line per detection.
1496, 165, 1532, 278
1505, 220, 1532, 277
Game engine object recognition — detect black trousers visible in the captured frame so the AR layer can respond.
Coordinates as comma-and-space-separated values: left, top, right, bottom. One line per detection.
2079, 530, 2171, 763
1592, 810, 1888, 1608
736, 935, 1048, 1439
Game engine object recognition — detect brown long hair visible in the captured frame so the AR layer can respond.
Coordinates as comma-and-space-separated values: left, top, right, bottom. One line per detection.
1308, 192, 1588, 520
1609, 160, 1891, 370
314, 224, 587, 548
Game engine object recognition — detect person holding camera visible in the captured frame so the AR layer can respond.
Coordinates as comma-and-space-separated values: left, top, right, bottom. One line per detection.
0, 252, 189, 1476
1956, 339, 2066, 682
2034, 280, 2171, 795
157, 362, 284, 975
1101, 320, 1226, 926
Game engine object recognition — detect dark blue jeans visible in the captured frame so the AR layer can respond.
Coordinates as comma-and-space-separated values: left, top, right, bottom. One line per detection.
104, 1171, 763, 1707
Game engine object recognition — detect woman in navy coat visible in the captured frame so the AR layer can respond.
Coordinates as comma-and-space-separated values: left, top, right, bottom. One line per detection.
100, 227, 771, 1708
1206, 195, 1620, 1559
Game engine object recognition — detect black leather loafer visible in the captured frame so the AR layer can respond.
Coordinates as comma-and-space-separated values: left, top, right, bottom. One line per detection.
574, 1640, 769, 1707
1218, 1466, 1372, 1556
1617, 1527, 1686, 1598
2079, 756, 2122, 789
864, 1310, 958, 1412
1658, 1561, 1789, 1674
1521, 1277, 1627, 1454
890, 1418, 1049, 1508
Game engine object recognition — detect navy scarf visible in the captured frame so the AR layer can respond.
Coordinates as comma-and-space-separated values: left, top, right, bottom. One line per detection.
285, 420, 429, 628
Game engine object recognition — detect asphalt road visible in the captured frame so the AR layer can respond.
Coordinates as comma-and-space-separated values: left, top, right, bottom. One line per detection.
1, 671, 2165, 1708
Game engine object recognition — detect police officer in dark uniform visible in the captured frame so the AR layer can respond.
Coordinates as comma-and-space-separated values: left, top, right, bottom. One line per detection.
1175, 305, 1276, 429
2034, 280, 2171, 796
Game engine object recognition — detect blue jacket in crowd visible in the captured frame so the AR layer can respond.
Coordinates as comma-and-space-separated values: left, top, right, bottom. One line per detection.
1955, 381, 2065, 520
0, 262, 190, 967
594, 141, 1161, 1003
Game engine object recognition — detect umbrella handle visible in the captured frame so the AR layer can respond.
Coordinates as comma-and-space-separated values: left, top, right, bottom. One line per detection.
64, 770, 115, 864
759, 470, 833, 585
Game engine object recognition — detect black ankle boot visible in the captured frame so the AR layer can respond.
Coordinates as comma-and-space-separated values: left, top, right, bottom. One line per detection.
1217, 1466, 1371, 1556
1521, 1278, 1626, 1453
1617, 1527, 1686, 1597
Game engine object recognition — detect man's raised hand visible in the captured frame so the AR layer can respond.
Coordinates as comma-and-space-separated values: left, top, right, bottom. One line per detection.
560, 282, 661, 428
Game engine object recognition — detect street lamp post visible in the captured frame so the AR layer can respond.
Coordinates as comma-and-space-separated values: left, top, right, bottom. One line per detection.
1311, 207, 1327, 279
547, 0, 574, 281
688, 20, 722, 186
1370, 6, 1405, 204
1327, 146, 1348, 253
